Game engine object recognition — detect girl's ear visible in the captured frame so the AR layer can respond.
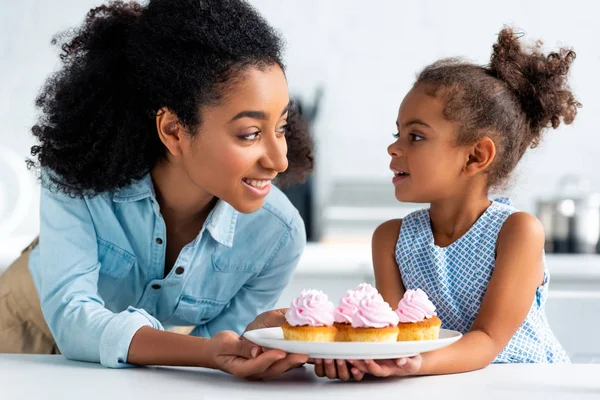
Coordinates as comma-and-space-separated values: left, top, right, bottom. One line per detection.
464, 136, 496, 177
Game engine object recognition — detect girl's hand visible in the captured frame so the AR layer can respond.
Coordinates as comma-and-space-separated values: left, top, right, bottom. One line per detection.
207, 330, 308, 380
349, 355, 422, 377
313, 358, 365, 381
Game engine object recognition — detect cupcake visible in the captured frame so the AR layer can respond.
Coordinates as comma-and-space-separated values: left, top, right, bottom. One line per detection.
353, 282, 379, 298
334, 283, 379, 341
396, 289, 442, 341
282, 289, 337, 342
347, 294, 400, 342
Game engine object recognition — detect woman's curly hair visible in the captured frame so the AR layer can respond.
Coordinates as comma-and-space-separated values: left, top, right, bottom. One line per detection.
28, 0, 313, 196
415, 28, 580, 189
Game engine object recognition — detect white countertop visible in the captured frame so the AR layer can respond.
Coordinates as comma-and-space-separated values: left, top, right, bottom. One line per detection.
0, 355, 598, 400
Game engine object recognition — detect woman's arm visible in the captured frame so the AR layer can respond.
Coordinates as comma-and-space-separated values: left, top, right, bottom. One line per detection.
37, 173, 295, 377
37, 175, 164, 368
372, 219, 405, 307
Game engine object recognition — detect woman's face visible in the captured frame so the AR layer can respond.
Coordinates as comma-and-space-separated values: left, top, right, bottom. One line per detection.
175, 65, 290, 214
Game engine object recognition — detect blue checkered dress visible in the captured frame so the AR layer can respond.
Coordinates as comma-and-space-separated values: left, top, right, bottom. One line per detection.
395, 198, 569, 363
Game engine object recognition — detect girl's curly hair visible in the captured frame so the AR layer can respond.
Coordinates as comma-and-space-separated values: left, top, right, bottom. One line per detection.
28, 0, 313, 196
416, 28, 580, 189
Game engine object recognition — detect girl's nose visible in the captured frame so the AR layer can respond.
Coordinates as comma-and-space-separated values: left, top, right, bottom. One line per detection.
388, 140, 404, 158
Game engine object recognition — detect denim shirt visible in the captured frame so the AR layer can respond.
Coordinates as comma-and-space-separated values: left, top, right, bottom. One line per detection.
28, 173, 305, 368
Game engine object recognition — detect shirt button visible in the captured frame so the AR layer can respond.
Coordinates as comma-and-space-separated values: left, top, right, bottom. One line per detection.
151, 284, 161, 290
175, 266, 185, 275
156, 238, 163, 244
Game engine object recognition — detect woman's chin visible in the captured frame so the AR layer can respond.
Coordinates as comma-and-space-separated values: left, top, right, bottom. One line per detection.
230, 198, 265, 214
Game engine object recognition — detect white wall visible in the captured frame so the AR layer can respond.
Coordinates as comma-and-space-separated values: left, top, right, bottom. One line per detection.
250, 0, 600, 214
1, 0, 599, 243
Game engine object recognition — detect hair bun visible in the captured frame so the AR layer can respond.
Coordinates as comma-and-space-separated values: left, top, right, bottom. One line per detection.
488, 28, 580, 148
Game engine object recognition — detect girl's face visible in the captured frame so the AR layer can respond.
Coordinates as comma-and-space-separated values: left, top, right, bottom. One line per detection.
388, 84, 471, 203
168, 65, 290, 214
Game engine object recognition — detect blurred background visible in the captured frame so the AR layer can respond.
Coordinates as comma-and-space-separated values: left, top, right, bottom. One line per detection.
1, 0, 599, 362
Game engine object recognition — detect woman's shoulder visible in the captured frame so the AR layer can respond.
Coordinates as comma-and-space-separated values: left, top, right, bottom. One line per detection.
233, 186, 306, 260
255, 185, 304, 231
235, 185, 305, 242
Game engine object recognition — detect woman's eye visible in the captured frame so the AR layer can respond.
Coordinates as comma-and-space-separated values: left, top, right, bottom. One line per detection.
240, 132, 260, 141
410, 133, 424, 141
277, 124, 289, 135
392, 132, 400, 139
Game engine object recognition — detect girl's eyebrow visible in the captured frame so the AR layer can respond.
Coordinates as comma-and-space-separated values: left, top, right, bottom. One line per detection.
397, 119, 432, 129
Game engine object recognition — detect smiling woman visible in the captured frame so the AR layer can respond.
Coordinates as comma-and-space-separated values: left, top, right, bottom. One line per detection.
0, 0, 312, 380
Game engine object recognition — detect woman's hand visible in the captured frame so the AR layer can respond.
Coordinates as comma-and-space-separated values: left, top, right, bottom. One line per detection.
207, 330, 308, 380
348, 355, 422, 377
313, 358, 365, 381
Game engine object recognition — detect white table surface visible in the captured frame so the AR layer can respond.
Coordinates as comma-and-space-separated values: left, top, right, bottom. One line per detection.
0, 355, 599, 400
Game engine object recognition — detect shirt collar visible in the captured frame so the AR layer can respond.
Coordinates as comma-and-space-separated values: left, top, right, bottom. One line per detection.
205, 199, 238, 247
113, 174, 237, 247
112, 174, 155, 202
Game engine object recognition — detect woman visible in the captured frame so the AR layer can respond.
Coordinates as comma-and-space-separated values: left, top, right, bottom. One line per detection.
0, 0, 312, 379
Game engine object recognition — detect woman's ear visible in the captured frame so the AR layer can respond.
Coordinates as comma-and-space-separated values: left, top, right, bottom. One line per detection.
464, 136, 496, 177
156, 107, 184, 156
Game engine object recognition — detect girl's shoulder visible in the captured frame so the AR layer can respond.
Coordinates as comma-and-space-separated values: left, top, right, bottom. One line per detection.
373, 218, 403, 243
497, 211, 545, 251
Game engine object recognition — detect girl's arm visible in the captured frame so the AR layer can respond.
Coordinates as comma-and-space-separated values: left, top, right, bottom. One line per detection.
352, 212, 545, 376
418, 212, 545, 374
372, 219, 405, 307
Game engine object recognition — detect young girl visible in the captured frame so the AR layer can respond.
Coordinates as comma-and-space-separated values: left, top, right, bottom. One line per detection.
316, 28, 579, 380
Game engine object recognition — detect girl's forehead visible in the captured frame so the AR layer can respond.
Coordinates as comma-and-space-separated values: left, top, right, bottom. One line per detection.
398, 86, 444, 122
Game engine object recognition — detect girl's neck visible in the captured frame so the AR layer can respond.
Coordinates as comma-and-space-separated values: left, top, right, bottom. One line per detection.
428, 190, 491, 248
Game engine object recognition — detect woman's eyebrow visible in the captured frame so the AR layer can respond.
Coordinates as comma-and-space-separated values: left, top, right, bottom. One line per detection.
229, 101, 291, 123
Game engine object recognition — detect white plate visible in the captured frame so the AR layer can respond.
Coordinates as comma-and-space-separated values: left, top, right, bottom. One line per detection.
243, 328, 462, 360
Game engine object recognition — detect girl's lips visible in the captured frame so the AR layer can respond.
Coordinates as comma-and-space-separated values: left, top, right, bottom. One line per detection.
392, 174, 409, 185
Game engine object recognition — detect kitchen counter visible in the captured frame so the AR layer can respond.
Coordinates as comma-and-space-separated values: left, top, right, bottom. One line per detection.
2, 236, 599, 276
295, 242, 600, 277
0, 355, 598, 400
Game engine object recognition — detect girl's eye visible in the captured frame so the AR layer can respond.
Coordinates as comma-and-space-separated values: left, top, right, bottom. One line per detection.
410, 133, 424, 141
392, 132, 400, 139
240, 132, 260, 141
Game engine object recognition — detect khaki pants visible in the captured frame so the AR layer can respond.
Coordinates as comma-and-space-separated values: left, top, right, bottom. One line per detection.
0, 238, 60, 354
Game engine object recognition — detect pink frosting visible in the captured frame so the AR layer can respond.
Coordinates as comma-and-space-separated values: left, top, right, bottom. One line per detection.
351, 294, 400, 328
396, 289, 437, 323
354, 283, 379, 297
285, 289, 335, 326
334, 290, 360, 324
334, 283, 381, 324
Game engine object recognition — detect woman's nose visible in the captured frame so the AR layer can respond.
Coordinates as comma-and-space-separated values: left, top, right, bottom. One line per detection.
262, 136, 288, 173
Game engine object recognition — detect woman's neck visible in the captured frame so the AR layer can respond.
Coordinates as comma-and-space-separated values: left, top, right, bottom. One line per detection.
428, 188, 491, 248
150, 160, 217, 231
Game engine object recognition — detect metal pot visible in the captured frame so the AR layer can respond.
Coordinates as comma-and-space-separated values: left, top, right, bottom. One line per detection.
537, 175, 600, 254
